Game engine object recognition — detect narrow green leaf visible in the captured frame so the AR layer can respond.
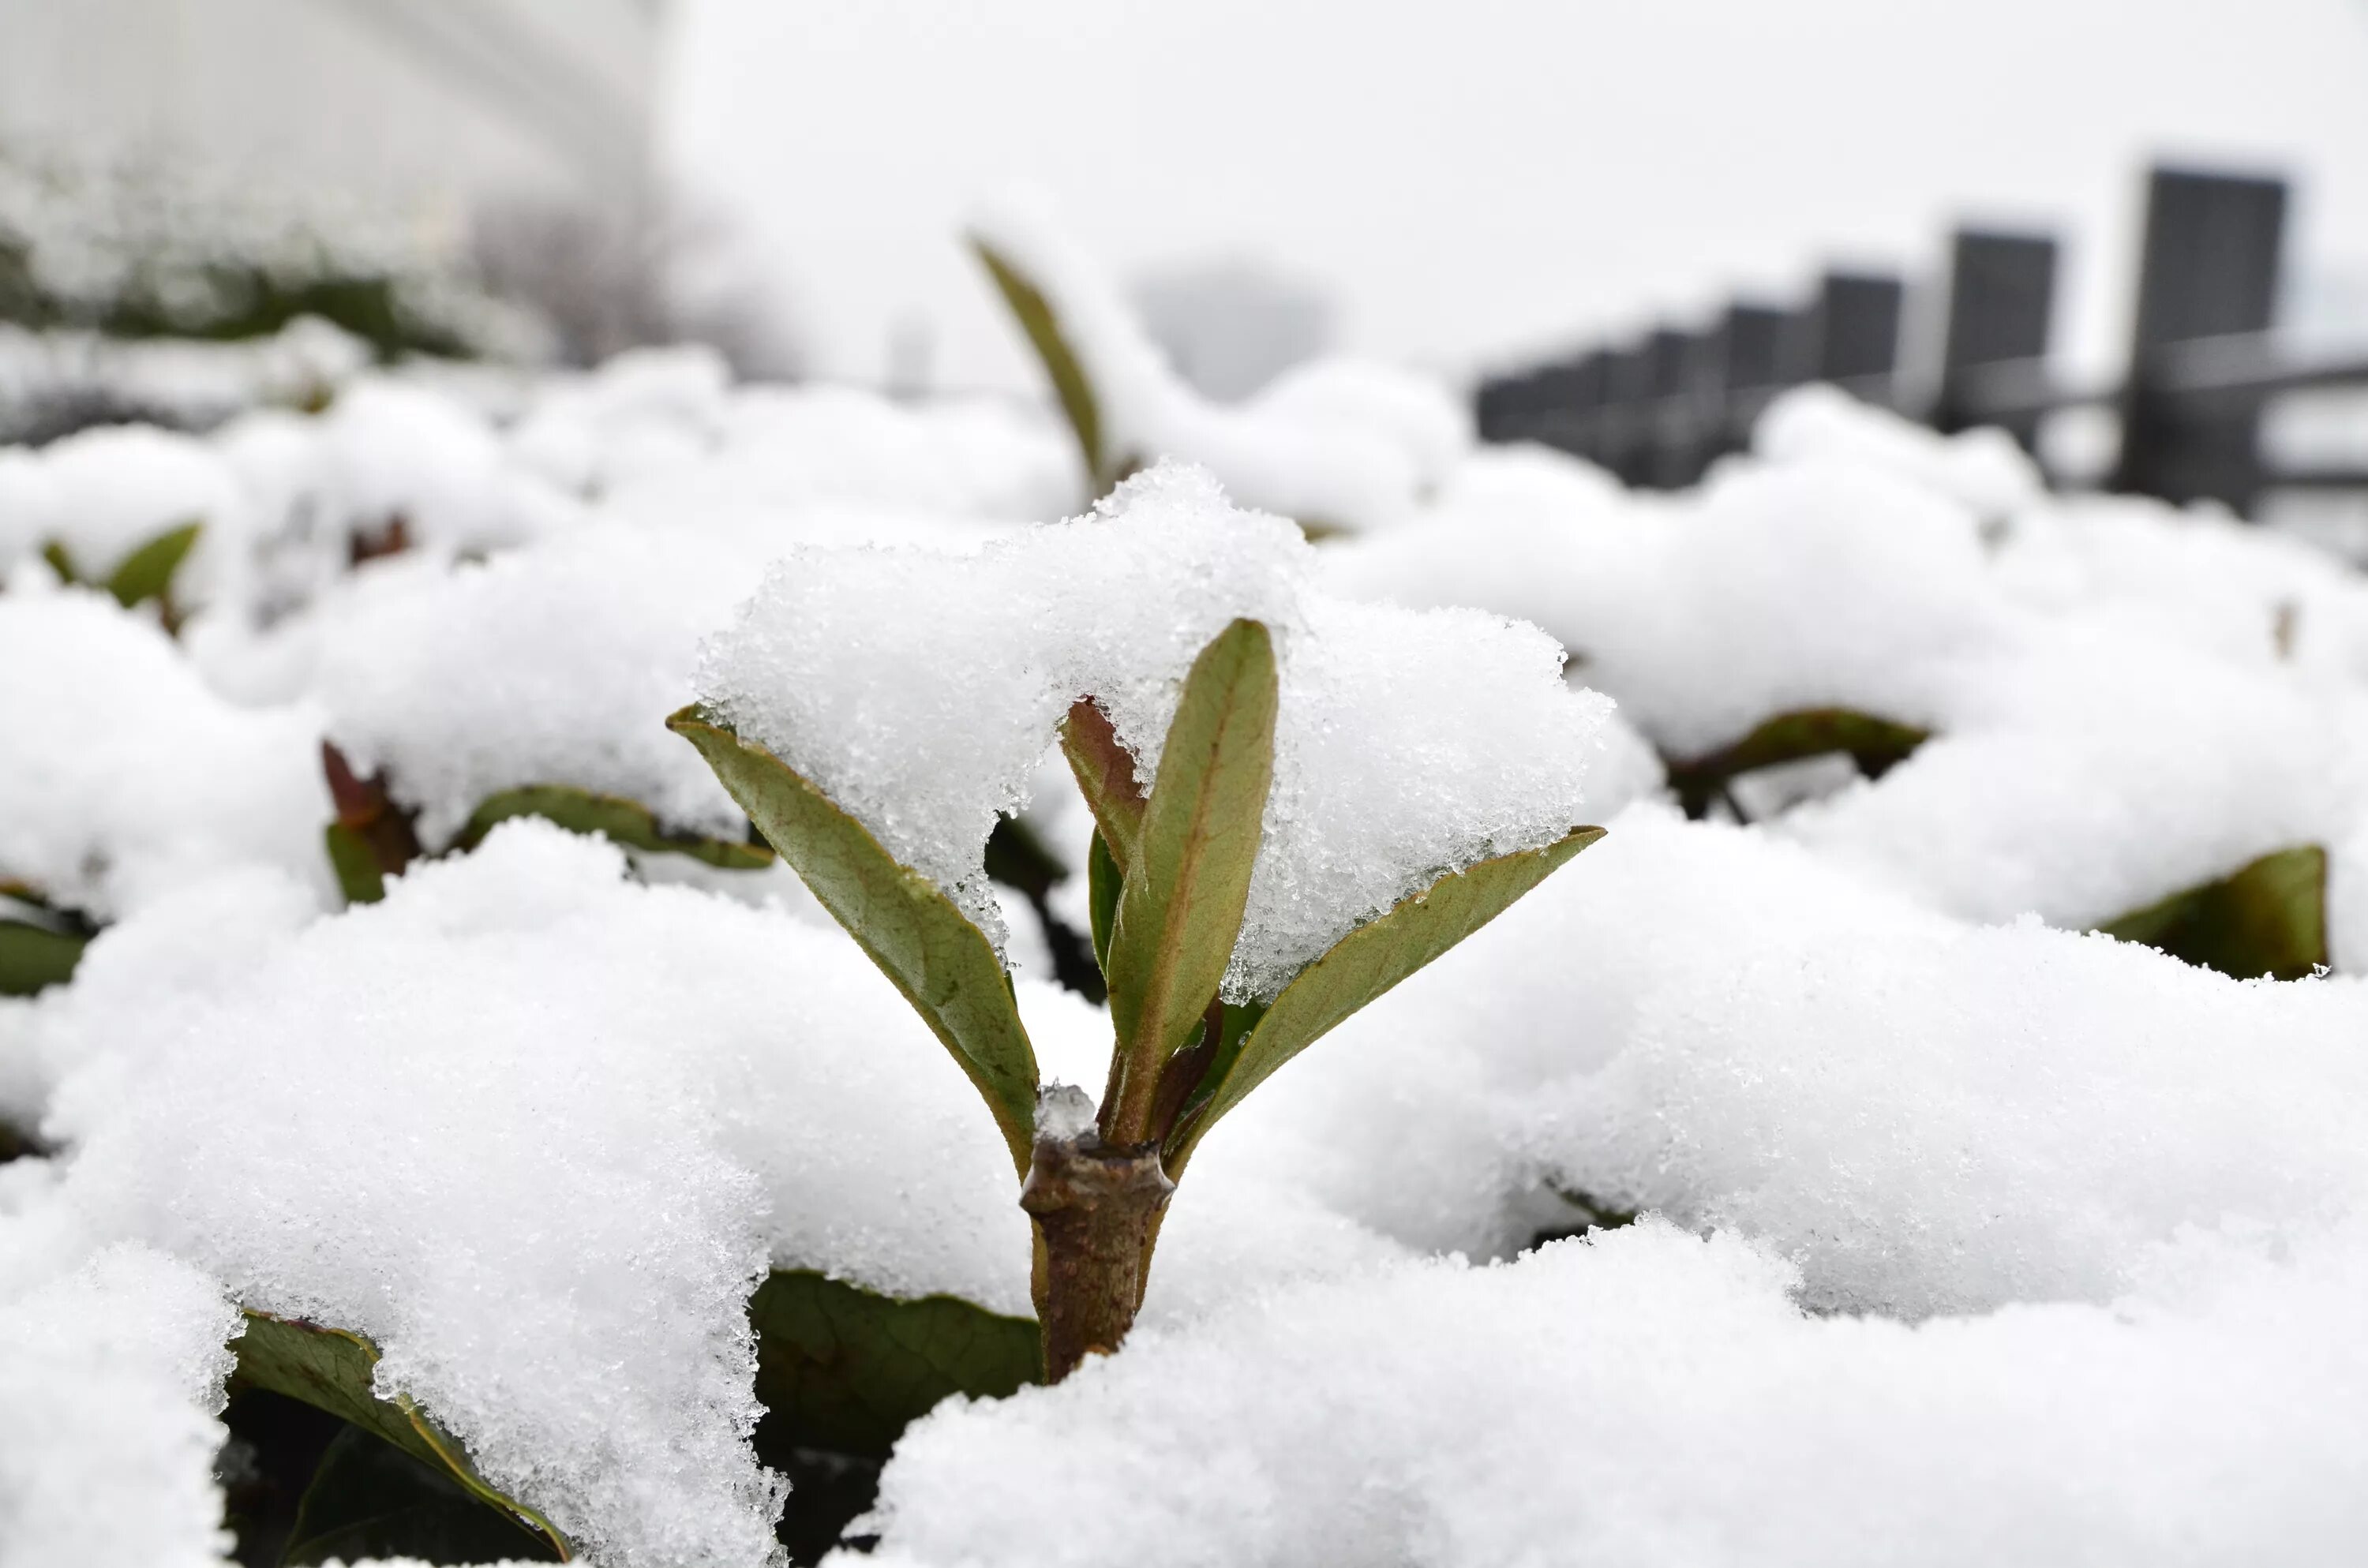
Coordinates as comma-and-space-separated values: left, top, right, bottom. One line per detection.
281, 1425, 561, 1566
232, 1311, 569, 1560
667, 705, 1040, 1176
1170, 825, 1606, 1173
451, 784, 774, 870
1086, 829, 1122, 979
0, 918, 87, 996
1058, 698, 1146, 871
39, 539, 81, 584
1102, 620, 1278, 1142
970, 238, 1107, 489
103, 520, 203, 609
748, 1269, 1041, 1462
2096, 843, 2327, 981
322, 824, 386, 906
1664, 708, 1928, 820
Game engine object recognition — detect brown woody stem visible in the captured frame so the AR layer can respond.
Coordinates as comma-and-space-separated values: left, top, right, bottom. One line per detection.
1020, 1124, 1174, 1382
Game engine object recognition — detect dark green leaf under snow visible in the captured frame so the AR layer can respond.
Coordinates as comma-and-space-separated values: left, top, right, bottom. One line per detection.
748, 1269, 1042, 1461
230, 1312, 569, 1559
321, 825, 388, 906
451, 783, 775, 870
0, 917, 87, 996
2096, 844, 2327, 981
750, 1271, 1041, 1560
279, 1426, 561, 1567
104, 520, 204, 611
1665, 708, 1929, 820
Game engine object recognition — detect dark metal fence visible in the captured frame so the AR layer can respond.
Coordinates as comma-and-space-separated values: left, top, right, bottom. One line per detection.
1474, 164, 2368, 514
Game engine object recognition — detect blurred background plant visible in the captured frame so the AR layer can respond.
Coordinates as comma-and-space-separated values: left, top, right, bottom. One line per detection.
0, 0, 800, 444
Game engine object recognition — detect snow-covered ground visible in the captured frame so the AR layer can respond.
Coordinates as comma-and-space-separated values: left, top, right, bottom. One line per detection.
7, 216, 2368, 1568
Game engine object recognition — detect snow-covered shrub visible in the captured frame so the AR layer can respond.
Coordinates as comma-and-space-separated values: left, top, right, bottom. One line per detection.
680, 462, 1609, 1376
8, 267, 2368, 1568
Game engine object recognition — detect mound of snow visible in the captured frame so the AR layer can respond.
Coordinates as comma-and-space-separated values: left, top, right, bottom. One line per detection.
698, 461, 1611, 994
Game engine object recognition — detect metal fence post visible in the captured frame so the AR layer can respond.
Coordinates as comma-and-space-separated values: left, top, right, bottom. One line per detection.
1714, 301, 1793, 457
1645, 327, 1703, 487
1935, 230, 2057, 449
1808, 271, 1905, 390
1595, 342, 1653, 486
2112, 166, 2287, 511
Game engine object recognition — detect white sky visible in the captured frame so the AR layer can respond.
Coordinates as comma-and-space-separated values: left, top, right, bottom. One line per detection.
665, 0, 2368, 393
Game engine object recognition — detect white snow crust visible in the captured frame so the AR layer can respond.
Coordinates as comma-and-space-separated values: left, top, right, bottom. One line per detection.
0, 1236, 241, 1568
852, 1216, 2368, 1568
0, 587, 332, 919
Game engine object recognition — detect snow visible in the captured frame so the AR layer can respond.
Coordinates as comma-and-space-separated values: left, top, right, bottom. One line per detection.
23, 422, 249, 599
0, 316, 372, 443
0, 1239, 241, 1568
1782, 624, 2366, 926
1197, 805, 2368, 1314
852, 1216, 2368, 1568
0, 586, 332, 919
1324, 452, 2013, 761
43, 828, 807, 1563
308, 526, 759, 848
598, 383, 1078, 528
13, 315, 2368, 1566
1754, 381, 2046, 523
698, 460, 1611, 991
22, 824, 1402, 1562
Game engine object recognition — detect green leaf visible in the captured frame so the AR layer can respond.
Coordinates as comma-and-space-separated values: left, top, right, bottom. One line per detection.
2096, 844, 2327, 982
281, 1425, 562, 1566
39, 539, 81, 583
667, 705, 1040, 1176
1058, 698, 1146, 871
1170, 825, 1606, 1173
748, 1269, 1041, 1461
971, 238, 1108, 490
450, 784, 774, 870
1664, 708, 1929, 820
103, 520, 203, 610
0, 918, 86, 996
323, 824, 387, 906
1101, 620, 1278, 1142
1087, 829, 1122, 977
232, 1311, 569, 1560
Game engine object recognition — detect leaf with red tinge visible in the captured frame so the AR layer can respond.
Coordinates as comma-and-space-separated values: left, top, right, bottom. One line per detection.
1059, 698, 1146, 871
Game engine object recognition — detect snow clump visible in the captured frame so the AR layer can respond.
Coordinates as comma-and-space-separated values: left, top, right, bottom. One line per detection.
697, 460, 1613, 995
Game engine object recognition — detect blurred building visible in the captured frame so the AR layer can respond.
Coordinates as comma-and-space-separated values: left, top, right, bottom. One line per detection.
0, 0, 664, 253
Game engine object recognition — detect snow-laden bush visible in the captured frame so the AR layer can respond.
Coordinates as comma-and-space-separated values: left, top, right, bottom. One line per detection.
6, 212, 2368, 1567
